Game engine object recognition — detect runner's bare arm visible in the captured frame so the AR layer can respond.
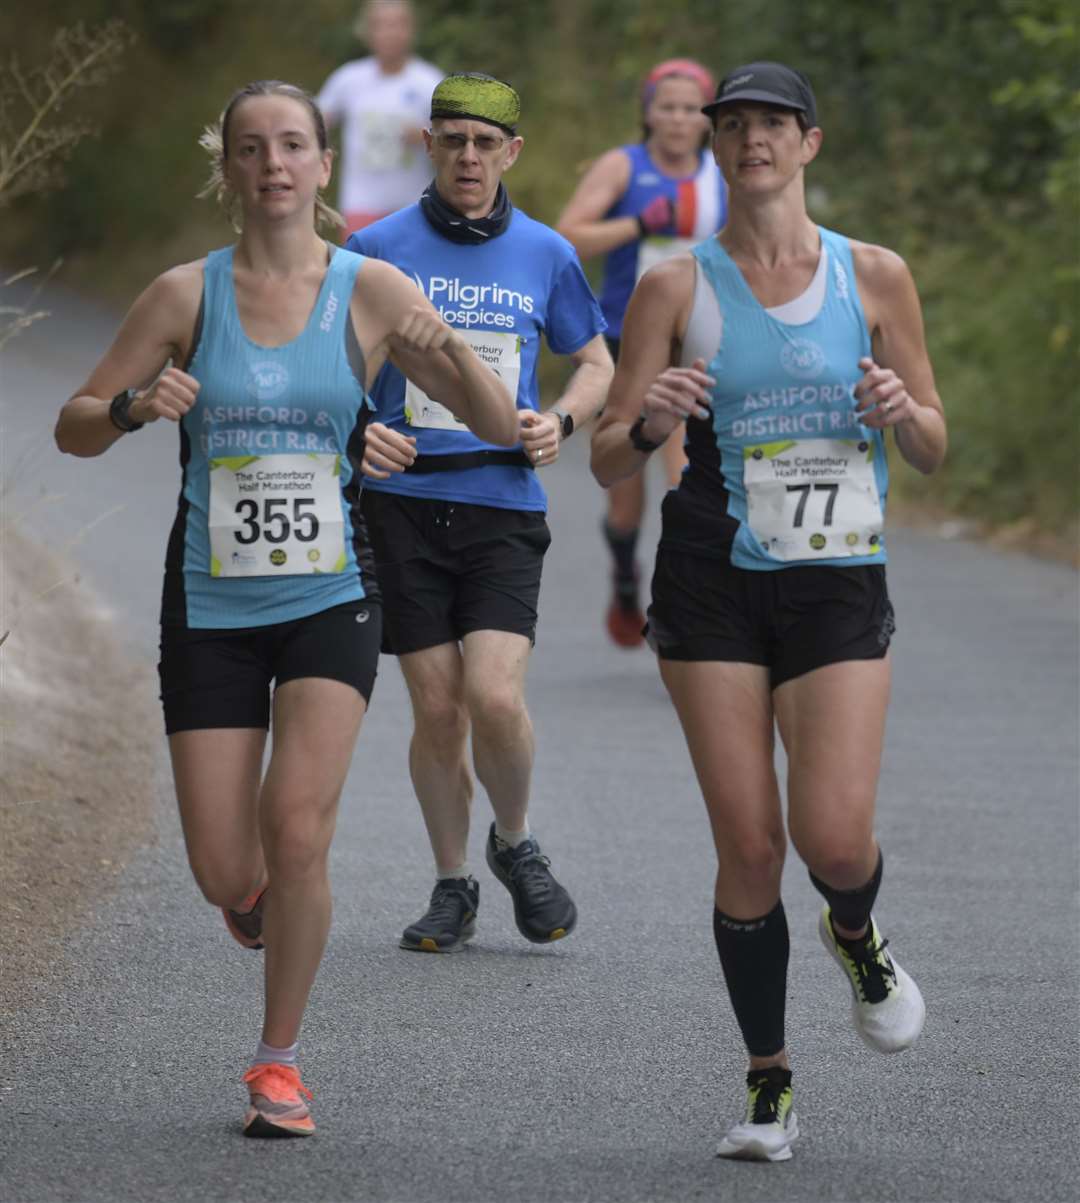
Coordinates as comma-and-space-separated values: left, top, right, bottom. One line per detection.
354, 260, 518, 447
555, 149, 637, 260
518, 334, 613, 467
591, 257, 710, 487
547, 333, 613, 430
54, 263, 204, 458
852, 242, 947, 474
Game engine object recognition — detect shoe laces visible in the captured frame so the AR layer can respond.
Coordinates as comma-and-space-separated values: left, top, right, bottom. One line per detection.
843, 930, 898, 1004
503, 848, 555, 900
427, 880, 476, 924
243, 1062, 312, 1103
745, 1071, 791, 1125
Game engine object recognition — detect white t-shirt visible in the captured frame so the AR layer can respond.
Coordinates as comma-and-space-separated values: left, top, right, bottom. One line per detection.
318, 56, 444, 215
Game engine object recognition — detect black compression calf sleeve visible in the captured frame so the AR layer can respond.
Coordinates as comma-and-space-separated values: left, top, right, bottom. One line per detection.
809, 848, 884, 933
602, 520, 639, 581
712, 901, 789, 1058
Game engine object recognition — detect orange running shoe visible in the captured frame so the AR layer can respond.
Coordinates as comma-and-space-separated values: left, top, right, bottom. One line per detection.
222, 887, 266, 950
605, 572, 646, 648
606, 601, 646, 648
242, 1062, 314, 1138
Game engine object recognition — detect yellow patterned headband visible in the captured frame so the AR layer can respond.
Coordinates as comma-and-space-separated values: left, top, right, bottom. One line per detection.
430, 73, 520, 134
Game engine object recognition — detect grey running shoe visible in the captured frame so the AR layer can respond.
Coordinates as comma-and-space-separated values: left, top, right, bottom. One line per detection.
717, 1067, 798, 1162
399, 877, 479, 953
818, 907, 926, 1052
485, 823, 577, 943
222, 887, 266, 950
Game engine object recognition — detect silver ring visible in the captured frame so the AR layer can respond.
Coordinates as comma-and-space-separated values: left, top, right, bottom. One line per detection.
536, 448, 543, 459
882, 401, 893, 414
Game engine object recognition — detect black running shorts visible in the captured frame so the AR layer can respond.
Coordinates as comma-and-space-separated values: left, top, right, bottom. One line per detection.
646, 549, 894, 688
158, 599, 382, 734
360, 491, 551, 655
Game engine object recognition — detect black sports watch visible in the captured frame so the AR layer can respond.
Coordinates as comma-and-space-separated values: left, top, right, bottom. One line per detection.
628, 414, 662, 453
550, 405, 574, 440
108, 388, 144, 433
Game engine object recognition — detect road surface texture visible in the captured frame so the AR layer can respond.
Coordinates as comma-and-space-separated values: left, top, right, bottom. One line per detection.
2, 284, 1077, 1202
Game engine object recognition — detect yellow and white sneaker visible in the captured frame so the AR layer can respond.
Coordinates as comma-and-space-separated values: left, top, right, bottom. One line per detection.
819, 907, 926, 1053
717, 1067, 798, 1162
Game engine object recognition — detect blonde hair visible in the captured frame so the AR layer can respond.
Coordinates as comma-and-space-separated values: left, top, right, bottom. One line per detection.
198, 80, 345, 234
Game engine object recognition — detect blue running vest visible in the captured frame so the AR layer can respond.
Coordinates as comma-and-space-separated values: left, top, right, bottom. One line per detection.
161, 245, 376, 629
677, 227, 888, 570
599, 143, 727, 339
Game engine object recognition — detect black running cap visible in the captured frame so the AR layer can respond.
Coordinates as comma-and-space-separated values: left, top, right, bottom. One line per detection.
702, 62, 817, 127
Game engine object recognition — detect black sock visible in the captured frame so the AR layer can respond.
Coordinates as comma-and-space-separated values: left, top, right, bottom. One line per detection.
602, 520, 639, 584
809, 849, 884, 935
712, 901, 789, 1058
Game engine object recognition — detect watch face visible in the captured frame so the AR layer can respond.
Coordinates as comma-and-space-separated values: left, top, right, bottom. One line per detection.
558, 410, 573, 438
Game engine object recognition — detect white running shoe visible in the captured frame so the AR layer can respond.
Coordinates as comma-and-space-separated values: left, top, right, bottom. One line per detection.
716, 1067, 799, 1162
818, 907, 926, 1053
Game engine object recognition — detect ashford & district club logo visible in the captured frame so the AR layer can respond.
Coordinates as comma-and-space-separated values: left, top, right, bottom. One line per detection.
780, 338, 826, 380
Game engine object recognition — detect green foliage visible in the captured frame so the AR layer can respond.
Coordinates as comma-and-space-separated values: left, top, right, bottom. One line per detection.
0, 20, 133, 204
0, 18, 133, 350
0, 0, 1075, 534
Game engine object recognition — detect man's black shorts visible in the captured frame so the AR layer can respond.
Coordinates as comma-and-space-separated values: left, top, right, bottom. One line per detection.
360, 491, 551, 656
158, 599, 382, 734
646, 548, 894, 688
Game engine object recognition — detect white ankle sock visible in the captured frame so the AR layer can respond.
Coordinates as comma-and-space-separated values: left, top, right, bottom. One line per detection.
436, 863, 471, 882
494, 823, 531, 849
254, 1039, 298, 1066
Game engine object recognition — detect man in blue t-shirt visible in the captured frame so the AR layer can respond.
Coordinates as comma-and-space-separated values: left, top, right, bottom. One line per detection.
348, 73, 612, 953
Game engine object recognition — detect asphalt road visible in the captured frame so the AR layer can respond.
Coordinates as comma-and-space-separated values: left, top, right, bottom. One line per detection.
2, 284, 1078, 1202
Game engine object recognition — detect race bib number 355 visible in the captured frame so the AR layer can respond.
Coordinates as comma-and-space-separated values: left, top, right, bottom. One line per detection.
208, 453, 347, 578
743, 438, 884, 561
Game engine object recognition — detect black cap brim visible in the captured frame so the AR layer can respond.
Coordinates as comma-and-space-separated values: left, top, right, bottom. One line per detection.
703, 88, 811, 116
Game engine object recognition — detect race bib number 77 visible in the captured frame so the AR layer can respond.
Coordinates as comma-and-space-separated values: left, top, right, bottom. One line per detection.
208, 453, 347, 577
743, 438, 884, 561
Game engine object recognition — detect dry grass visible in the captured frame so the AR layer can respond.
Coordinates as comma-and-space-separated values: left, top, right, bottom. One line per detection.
0, 526, 160, 1017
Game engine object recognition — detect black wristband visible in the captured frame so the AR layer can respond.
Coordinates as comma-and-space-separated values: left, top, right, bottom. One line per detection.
636, 215, 648, 239
628, 414, 662, 453
108, 388, 144, 433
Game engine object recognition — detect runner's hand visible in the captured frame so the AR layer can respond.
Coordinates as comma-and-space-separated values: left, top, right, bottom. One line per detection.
130, 367, 199, 424
362, 421, 417, 479
639, 357, 713, 442
389, 306, 462, 356
519, 409, 561, 468
637, 195, 676, 236
854, 357, 913, 428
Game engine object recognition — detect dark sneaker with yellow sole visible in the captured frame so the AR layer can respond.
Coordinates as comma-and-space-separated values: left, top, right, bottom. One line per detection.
399, 877, 479, 953
485, 823, 577, 944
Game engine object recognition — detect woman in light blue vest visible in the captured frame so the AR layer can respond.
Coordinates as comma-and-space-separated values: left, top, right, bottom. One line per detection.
591, 62, 947, 1162
55, 79, 515, 1139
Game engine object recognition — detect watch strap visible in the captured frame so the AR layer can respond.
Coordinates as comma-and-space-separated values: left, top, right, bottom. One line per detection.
109, 388, 144, 433
628, 414, 662, 453
550, 405, 573, 439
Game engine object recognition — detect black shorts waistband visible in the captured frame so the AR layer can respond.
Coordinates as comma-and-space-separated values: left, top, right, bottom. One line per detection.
403, 450, 533, 474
